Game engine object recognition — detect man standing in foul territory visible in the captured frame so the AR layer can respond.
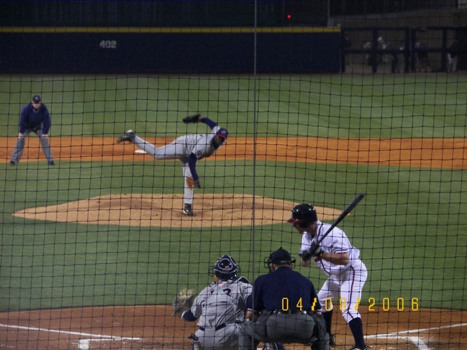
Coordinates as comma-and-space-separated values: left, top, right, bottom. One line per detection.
117, 114, 227, 216
288, 204, 368, 350
10, 95, 55, 166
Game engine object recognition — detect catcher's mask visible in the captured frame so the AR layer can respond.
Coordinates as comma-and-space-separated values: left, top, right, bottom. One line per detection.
265, 247, 296, 271
210, 255, 239, 280
287, 203, 317, 228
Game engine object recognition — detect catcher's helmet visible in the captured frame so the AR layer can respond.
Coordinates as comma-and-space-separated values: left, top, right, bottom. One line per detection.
211, 255, 239, 280
265, 247, 296, 270
287, 203, 318, 228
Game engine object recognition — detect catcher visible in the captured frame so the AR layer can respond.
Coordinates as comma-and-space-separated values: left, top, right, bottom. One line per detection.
173, 255, 251, 350
117, 114, 228, 216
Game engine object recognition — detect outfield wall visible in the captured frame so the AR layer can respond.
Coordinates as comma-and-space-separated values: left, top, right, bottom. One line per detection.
0, 28, 341, 74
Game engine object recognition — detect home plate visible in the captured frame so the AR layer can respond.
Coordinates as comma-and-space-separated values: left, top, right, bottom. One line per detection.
134, 150, 147, 154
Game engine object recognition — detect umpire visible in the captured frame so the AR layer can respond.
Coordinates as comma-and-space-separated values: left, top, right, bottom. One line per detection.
10, 95, 55, 166
239, 248, 329, 350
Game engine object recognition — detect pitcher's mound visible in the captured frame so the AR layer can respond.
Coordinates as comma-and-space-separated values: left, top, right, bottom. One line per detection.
13, 194, 341, 228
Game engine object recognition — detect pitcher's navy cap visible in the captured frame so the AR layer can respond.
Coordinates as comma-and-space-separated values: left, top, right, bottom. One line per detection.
216, 128, 228, 139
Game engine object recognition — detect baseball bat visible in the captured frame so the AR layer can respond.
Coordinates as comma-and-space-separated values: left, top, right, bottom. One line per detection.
316, 193, 365, 245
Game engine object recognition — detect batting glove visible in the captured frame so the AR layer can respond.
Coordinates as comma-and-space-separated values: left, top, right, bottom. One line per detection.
301, 243, 324, 261
312, 246, 324, 258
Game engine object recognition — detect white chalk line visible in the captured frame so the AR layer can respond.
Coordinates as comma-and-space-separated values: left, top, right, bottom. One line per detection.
366, 322, 467, 350
366, 322, 467, 338
1, 321, 466, 349
0, 323, 143, 342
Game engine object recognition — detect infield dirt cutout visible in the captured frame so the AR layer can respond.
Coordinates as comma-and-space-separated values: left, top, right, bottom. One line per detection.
12, 193, 342, 227
2, 136, 466, 349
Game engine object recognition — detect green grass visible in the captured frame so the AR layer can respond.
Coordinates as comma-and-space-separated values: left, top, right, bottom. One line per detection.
0, 160, 465, 311
0, 74, 466, 312
1, 74, 466, 138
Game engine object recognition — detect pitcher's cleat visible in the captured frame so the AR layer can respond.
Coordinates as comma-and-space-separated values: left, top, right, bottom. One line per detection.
183, 203, 194, 216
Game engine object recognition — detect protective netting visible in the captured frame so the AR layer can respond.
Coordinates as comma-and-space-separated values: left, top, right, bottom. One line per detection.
0, 2, 466, 350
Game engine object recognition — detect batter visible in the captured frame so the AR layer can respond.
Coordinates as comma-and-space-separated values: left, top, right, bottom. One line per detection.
288, 203, 368, 350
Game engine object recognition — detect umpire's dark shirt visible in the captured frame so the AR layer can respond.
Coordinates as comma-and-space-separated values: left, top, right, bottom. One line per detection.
249, 267, 321, 313
19, 103, 51, 134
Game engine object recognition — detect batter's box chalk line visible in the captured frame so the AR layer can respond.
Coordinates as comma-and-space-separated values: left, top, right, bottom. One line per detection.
78, 337, 143, 350
0, 323, 142, 350
1, 322, 466, 350
365, 322, 467, 350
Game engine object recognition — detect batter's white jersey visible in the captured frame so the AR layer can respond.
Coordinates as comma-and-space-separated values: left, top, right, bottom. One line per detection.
299, 220, 368, 323
299, 220, 362, 276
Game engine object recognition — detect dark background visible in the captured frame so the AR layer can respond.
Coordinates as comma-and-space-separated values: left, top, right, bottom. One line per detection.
0, 1, 464, 73
1, 1, 458, 28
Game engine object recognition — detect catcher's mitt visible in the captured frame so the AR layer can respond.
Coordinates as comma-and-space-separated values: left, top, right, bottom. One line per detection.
172, 288, 195, 316
182, 114, 201, 124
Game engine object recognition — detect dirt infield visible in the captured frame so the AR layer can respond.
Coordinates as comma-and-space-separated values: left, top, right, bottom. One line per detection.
0, 306, 465, 349
12, 193, 342, 228
2, 136, 466, 169
1, 136, 466, 349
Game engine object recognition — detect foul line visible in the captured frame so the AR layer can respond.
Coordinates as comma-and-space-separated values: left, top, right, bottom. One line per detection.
0, 323, 142, 348
2, 321, 466, 349
366, 322, 467, 338
366, 323, 467, 350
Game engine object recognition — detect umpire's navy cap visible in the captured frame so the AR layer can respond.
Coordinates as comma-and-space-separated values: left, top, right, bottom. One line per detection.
32, 95, 42, 103
269, 247, 295, 265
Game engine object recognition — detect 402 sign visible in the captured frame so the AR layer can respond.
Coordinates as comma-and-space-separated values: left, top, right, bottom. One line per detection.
99, 40, 117, 49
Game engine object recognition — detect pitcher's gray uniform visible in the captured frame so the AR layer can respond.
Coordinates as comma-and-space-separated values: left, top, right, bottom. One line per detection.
181, 255, 251, 350
117, 115, 228, 216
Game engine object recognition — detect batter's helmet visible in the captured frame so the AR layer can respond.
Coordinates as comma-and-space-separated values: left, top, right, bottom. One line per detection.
287, 203, 318, 228
211, 255, 239, 280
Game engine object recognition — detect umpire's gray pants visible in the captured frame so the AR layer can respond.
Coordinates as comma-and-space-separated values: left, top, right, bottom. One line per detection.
238, 312, 329, 350
11, 128, 54, 164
